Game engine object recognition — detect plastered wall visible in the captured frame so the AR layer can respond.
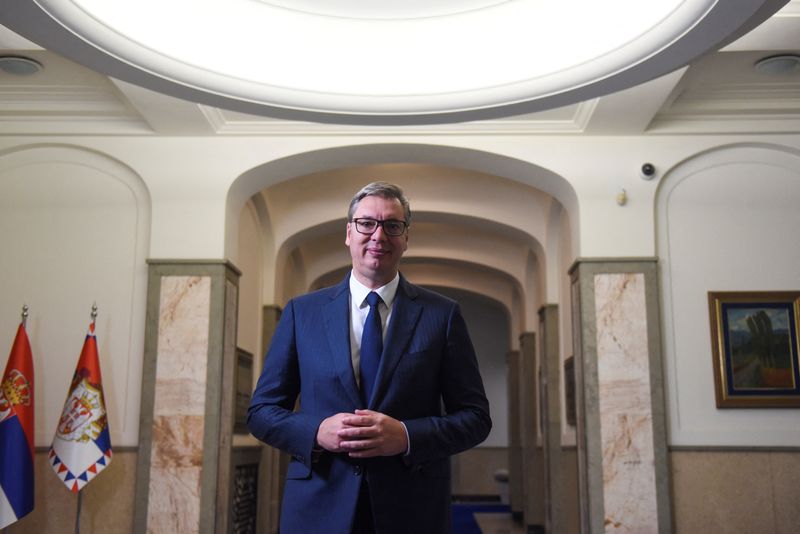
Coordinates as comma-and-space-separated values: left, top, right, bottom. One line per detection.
658, 144, 800, 447
0, 145, 149, 448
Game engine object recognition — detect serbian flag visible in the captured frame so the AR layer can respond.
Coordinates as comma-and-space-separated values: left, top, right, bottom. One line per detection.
0, 323, 35, 528
49, 321, 112, 493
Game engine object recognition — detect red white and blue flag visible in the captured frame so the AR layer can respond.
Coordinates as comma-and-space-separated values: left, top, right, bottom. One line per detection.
49, 322, 112, 493
0, 323, 35, 528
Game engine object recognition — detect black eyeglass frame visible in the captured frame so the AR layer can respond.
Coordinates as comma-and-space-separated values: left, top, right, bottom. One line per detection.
350, 218, 409, 236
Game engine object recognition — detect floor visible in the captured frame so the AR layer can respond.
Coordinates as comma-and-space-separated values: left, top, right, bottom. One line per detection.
473, 512, 525, 534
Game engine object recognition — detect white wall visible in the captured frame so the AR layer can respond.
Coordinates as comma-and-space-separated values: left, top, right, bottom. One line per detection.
0, 145, 150, 447
658, 144, 800, 446
557, 201, 578, 447
234, 200, 263, 358
2, 135, 800, 450
430, 286, 510, 448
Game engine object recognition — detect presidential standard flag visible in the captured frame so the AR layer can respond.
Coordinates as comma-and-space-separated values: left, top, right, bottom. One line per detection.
49, 321, 112, 493
0, 323, 35, 528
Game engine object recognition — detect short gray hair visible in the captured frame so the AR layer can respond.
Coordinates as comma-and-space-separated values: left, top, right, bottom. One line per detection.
347, 182, 411, 224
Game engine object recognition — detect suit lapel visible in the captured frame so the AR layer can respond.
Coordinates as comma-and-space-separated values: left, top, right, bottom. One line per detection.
323, 277, 362, 408
370, 276, 422, 408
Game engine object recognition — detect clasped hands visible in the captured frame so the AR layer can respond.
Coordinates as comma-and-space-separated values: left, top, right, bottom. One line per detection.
316, 409, 408, 458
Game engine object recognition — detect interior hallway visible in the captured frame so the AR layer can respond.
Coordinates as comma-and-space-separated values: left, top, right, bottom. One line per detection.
1, 2, 799, 533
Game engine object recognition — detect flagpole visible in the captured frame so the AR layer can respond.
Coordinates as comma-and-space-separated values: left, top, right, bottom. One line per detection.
74, 491, 82, 534
73, 303, 97, 534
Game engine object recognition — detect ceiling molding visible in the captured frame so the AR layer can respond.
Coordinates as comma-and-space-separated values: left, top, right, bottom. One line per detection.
199, 100, 598, 136
0, 84, 151, 134
647, 114, 800, 134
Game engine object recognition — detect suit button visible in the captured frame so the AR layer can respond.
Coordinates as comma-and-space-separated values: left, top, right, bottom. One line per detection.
354, 465, 363, 476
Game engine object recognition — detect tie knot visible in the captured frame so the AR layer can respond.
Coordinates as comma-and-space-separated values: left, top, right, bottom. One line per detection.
365, 291, 382, 308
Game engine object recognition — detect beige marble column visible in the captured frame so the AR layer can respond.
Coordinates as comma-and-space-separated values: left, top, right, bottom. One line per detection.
519, 332, 545, 531
134, 260, 240, 534
507, 350, 523, 518
569, 259, 671, 534
257, 305, 284, 534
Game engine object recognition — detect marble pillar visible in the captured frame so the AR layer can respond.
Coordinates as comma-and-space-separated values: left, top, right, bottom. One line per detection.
134, 260, 240, 534
538, 304, 568, 534
519, 332, 545, 530
569, 259, 671, 533
507, 350, 523, 517
257, 305, 284, 534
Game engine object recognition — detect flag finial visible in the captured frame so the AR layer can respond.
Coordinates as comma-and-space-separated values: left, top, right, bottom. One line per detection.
90, 303, 98, 324
21, 304, 28, 327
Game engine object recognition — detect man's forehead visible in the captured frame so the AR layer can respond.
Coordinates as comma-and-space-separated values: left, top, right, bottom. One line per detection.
353, 195, 404, 216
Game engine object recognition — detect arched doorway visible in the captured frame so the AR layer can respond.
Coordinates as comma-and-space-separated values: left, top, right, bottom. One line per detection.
228, 144, 579, 532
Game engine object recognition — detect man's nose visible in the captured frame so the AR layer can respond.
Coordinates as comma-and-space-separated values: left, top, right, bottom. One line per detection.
371, 225, 386, 239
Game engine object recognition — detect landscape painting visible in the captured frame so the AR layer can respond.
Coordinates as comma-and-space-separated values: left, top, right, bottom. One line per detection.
708, 291, 800, 408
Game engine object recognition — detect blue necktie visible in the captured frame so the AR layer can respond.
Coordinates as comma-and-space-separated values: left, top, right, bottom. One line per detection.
360, 291, 383, 405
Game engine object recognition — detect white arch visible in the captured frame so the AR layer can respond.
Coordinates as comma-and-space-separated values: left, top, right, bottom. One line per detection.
656, 142, 800, 447
0, 143, 151, 446
225, 143, 580, 260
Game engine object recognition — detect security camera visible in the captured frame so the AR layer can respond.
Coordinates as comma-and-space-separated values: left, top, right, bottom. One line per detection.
640, 163, 656, 180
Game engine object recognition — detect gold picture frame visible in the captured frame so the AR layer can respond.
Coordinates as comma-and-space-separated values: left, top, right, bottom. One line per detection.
708, 291, 800, 408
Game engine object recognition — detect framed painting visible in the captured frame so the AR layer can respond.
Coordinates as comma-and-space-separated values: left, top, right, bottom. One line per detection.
563, 356, 577, 426
708, 291, 800, 408
234, 347, 254, 433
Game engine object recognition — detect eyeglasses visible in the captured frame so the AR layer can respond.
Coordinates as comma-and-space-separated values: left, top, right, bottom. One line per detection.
351, 218, 408, 236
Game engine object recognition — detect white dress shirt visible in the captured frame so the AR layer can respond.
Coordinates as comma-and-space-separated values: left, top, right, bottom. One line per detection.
348, 271, 410, 453
348, 272, 399, 386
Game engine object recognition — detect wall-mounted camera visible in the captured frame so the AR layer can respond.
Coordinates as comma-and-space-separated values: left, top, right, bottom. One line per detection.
640, 163, 656, 180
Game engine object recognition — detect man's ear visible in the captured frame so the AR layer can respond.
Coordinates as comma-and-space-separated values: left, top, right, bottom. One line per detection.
345, 222, 351, 246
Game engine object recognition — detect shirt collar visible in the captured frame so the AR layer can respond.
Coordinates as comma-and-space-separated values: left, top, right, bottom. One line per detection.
349, 271, 400, 308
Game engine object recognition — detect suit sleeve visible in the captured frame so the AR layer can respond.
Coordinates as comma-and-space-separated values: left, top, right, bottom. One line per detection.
402, 302, 492, 465
246, 299, 323, 467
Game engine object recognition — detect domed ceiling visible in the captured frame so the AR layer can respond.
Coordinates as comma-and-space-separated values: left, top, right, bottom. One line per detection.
0, 0, 789, 124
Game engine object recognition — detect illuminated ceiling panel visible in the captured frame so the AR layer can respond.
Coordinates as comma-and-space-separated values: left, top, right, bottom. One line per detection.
0, 0, 789, 124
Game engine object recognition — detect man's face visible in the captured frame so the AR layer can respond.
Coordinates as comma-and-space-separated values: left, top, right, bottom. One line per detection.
346, 195, 409, 289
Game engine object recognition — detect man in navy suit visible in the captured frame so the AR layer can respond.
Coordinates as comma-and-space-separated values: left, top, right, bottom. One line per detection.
248, 182, 491, 533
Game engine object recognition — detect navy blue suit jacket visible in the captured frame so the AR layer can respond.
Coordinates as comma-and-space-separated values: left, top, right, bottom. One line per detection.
247, 274, 491, 533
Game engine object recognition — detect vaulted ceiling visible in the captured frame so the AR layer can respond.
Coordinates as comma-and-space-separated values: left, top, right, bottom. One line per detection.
0, 1, 798, 134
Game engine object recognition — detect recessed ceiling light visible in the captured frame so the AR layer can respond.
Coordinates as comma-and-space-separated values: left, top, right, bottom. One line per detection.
754, 54, 800, 76
0, 56, 43, 75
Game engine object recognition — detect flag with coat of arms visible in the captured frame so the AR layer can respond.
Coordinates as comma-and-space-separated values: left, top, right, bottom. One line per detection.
49, 320, 112, 493
0, 322, 35, 528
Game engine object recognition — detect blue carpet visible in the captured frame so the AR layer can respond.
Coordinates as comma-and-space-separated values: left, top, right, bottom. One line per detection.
451, 503, 510, 534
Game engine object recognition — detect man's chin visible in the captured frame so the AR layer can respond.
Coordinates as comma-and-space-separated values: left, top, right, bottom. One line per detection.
360, 263, 397, 282
364, 255, 389, 268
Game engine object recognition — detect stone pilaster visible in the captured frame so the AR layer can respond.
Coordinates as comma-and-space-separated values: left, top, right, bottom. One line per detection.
519, 332, 545, 531
538, 304, 567, 534
507, 350, 523, 517
257, 305, 284, 534
134, 260, 240, 534
569, 259, 671, 533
